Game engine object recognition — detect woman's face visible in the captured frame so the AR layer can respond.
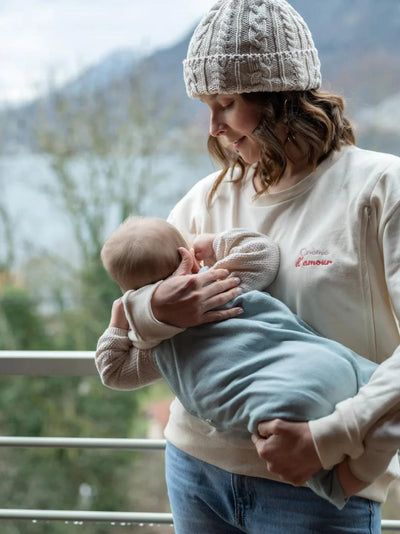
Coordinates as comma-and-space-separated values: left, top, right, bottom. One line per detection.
201, 94, 263, 164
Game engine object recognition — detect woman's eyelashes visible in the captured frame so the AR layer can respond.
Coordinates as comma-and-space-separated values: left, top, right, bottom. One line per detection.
220, 101, 234, 110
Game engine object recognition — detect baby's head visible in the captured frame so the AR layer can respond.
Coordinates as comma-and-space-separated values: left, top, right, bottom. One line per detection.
101, 216, 188, 292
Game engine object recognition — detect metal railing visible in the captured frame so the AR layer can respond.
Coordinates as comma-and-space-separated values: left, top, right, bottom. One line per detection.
0, 350, 97, 376
0, 351, 399, 531
0, 350, 173, 527
0, 439, 172, 526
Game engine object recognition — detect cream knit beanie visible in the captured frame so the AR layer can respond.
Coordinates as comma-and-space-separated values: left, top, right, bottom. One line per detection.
183, 0, 321, 98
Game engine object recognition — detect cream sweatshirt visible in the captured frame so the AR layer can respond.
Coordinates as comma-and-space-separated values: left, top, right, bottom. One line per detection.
107, 145, 400, 503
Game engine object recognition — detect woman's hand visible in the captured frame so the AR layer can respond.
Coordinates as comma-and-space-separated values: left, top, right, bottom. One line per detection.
336, 458, 369, 497
251, 419, 322, 486
152, 247, 243, 328
109, 298, 129, 330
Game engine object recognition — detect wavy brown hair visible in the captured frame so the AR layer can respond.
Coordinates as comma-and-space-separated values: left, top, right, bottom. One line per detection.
207, 89, 355, 204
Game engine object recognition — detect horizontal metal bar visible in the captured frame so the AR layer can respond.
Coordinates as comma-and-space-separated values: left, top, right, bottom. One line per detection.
382, 519, 400, 531
0, 351, 97, 376
0, 437, 166, 450
0, 509, 173, 524
0, 509, 396, 529
0, 351, 398, 531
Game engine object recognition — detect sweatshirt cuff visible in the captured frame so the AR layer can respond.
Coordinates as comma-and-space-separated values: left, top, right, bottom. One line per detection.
348, 448, 396, 483
309, 399, 364, 470
107, 326, 129, 336
212, 229, 280, 293
122, 282, 184, 349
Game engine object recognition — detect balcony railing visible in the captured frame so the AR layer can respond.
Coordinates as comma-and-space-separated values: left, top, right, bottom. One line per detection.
0, 351, 399, 531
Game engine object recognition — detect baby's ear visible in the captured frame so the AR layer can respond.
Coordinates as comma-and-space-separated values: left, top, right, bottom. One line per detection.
190, 248, 201, 273
173, 247, 198, 276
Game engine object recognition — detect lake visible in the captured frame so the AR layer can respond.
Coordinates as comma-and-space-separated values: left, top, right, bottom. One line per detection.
1, 150, 215, 269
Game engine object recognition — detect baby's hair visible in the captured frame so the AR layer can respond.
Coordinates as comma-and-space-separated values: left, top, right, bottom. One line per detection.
101, 216, 188, 292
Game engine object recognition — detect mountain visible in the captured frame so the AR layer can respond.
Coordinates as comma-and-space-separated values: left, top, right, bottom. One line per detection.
64, 49, 141, 96
1, 0, 399, 152
290, 0, 400, 107
355, 91, 400, 155
358, 92, 400, 134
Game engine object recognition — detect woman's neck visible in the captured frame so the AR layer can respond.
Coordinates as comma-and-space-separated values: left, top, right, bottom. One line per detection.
254, 159, 314, 194
253, 131, 318, 194
272, 161, 314, 192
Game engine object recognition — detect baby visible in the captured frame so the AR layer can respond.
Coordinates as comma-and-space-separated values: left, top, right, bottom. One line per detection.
96, 215, 392, 509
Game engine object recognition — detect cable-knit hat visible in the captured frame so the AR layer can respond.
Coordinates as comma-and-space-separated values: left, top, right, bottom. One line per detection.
183, 0, 321, 98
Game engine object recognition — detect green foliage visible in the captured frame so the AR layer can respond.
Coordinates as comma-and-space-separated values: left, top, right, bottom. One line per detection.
0, 284, 54, 350
0, 373, 157, 533
0, 64, 181, 533
0, 270, 157, 532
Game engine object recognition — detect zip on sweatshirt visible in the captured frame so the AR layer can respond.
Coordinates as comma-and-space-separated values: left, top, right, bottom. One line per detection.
359, 204, 378, 363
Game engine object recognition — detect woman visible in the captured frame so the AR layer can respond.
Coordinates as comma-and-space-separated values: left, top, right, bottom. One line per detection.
125, 0, 400, 532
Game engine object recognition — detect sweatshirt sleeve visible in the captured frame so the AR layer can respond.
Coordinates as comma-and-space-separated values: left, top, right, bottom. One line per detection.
309, 160, 400, 470
95, 326, 162, 390
347, 404, 400, 483
309, 350, 400, 469
212, 229, 280, 293
122, 284, 184, 349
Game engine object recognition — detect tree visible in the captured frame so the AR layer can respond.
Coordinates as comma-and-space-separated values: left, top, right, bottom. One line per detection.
0, 204, 14, 271
0, 67, 178, 533
0, 158, 16, 272
31, 65, 177, 348
0, 284, 54, 350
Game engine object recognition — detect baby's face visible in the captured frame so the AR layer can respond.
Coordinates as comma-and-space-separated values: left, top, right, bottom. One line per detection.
192, 233, 216, 267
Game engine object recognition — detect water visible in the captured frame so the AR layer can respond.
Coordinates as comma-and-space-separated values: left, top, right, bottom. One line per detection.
0, 149, 214, 269
0, 151, 74, 266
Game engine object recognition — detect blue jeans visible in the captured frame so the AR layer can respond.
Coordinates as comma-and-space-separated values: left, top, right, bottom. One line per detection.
165, 442, 381, 534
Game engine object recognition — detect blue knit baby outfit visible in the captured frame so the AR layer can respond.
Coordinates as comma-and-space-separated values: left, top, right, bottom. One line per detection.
153, 290, 376, 509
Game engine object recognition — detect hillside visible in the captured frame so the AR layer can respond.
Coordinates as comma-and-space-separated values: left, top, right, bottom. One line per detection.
1, 0, 399, 151
291, 0, 400, 107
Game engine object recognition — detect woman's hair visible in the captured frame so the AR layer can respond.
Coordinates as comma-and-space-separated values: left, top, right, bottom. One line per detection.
207, 89, 355, 203
101, 216, 187, 292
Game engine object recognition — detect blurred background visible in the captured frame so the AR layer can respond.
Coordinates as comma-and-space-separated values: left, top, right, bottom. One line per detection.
0, 1, 399, 532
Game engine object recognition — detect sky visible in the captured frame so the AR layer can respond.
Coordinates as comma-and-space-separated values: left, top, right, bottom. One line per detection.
0, 0, 217, 105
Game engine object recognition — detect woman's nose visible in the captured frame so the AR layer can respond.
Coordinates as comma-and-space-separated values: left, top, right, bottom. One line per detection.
209, 112, 226, 137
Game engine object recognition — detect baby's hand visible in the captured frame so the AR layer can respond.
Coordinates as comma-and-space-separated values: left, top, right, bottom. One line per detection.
193, 233, 217, 267
109, 298, 129, 330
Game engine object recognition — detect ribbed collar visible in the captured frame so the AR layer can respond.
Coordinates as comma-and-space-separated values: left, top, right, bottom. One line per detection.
241, 147, 348, 206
